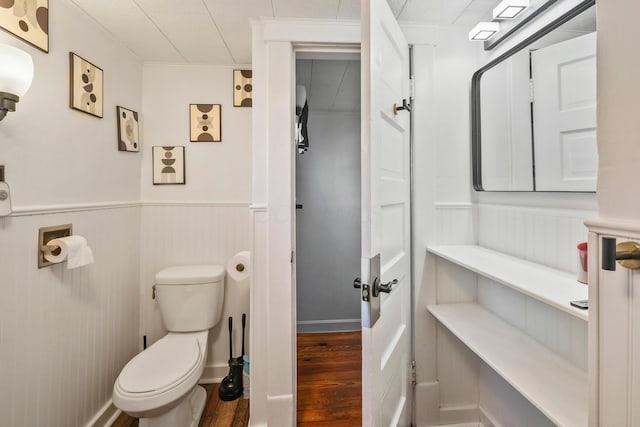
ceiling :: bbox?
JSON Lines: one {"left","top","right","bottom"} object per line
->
{"left": 296, "top": 59, "right": 361, "bottom": 112}
{"left": 67, "top": 0, "right": 500, "bottom": 64}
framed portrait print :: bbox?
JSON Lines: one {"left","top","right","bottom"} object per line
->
{"left": 233, "top": 69, "right": 252, "bottom": 107}
{"left": 190, "top": 104, "right": 221, "bottom": 142}
{"left": 117, "top": 106, "right": 140, "bottom": 152}
{"left": 0, "top": 0, "right": 49, "bottom": 52}
{"left": 153, "top": 146, "right": 185, "bottom": 185}
{"left": 69, "top": 52, "right": 103, "bottom": 118}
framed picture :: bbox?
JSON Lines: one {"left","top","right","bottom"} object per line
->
{"left": 189, "top": 104, "right": 221, "bottom": 142}
{"left": 69, "top": 52, "right": 103, "bottom": 118}
{"left": 233, "top": 70, "right": 252, "bottom": 107}
{"left": 153, "top": 146, "right": 185, "bottom": 185}
{"left": 117, "top": 106, "right": 140, "bottom": 152}
{"left": 0, "top": 0, "right": 49, "bottom": 53}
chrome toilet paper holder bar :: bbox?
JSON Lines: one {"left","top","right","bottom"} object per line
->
{"left": 38, "top": 224, "right": 72, "bottom": 268}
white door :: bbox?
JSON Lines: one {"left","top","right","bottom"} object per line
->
{"left": 360, "top": 0, "right": 412, "bottom": 425}
{"left": 532, "top": 32, "right": 597, "bottom": 191}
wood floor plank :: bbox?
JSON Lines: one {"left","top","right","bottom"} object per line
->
{"left": 297, "top": 330, "right": 362, "bottom": 427}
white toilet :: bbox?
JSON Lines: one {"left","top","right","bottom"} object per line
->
{"left": 113, "top": 265, "right": 225, "bottom": 427}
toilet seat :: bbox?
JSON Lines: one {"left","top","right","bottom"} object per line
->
{"left": 113, "top": 332, "right": 207, "bottom": 417}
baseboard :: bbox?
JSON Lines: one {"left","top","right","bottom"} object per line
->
{"left": 439, "top": 404, "right": 481, "bottom": 425}
{"left": 296, "top": 319, "right": 360, "bottom": 333}
{"left": 478, "top": 406, "right": 499, "bottom": 427}
{"left": 85, "top": 399, "right": 121, "bottom": 427}
{"left": 200, "top": 362, "right": 232, "bottom": 383}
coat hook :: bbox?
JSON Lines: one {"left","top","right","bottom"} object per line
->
{"left": 393, "top": 98, "right": 412, "bottom": 115}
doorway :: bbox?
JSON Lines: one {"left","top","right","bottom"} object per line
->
{"left": 294, "top": 53, "right": 362, "bottom": 426}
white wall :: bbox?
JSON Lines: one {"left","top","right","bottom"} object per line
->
{"left": 141, "top": 64, "right": 252, "bottom": 381}
{"left": 295, "top": 111, "right": 361, "bottom": 332}
{"left": 411, "top": 6, "right": 597, "bottom": 424}
{"left": 0, "top": 0, "right": 142, "bottom": 425}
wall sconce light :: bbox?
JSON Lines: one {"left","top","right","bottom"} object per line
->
{"left": 469, "top": 22, "right": 500, "bottom": 41}
{"left": 493, "top": 0, "right": 530, "bottom": 20}
{"left": 0, "top": 44, "right": 34, "bottom": 122}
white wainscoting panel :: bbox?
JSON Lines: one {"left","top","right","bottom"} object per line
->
{"left": 139, "top": 203, "right": 251, "bottom": 381}
{"left": 435, "top": 203, "right": 476, "bottom": 245}
{"left": 0, "top": 206, "right": 140, "bottom": 427}
{"left": 478, "top": 203, "right": 595, "bottom": 273}
{"left": 477, "top": 277, "right": 588, "bottom": 371}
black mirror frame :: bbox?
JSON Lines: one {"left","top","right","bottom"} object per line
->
{"left": 472, "top": 0, "right": 596, "bottom": 192}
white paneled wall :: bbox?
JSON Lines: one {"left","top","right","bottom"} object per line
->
{"left": 435, "top": 204, "right": 475, "bottom": 245}
{"left": 139, "top": 204, "right": 251, "bottom": 381}
{"left": 478, "top": 277, "right": 587, "bottom": 371}
{"left": 0, "top": 206, "right": 140, "bottom": 427}
{"left": 478, "top": 203, "right": 595, "bottom": 273}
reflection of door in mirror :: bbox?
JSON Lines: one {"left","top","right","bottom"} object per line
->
{"left": 472, "top": 2, "right": 597, "bottom": 192}
{"left": 481, "top": 49, "right": 533, "bottom": 191}
{"left": 532, "top": 32, "right": 597, "bottom": 191}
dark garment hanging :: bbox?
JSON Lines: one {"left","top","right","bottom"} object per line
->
{"left": 296, "top": 100, "right": 309, "bottom": 153}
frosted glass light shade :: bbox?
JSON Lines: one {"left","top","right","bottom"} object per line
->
{"left": 0, "top": 44, "right": 34, "bottom": 97}
{"left": 493, "top": 0, "right": 529, "bottom": 19}
{"left": 469, "top": 22, "right": 500, "bottom": 41}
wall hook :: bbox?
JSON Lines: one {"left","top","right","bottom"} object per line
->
{"left": 393, "top": 98, "right": 412, "bottom": 115}
{"left": 602, "top": 237, "right": 640, "bottom": 271}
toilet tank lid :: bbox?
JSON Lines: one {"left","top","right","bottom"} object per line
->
{"left": 155, "top": 265, "right": 225, "bottom": 285}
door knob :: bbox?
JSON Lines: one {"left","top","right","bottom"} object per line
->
{"left": 373, "top": 278, "right": 397, "bottom": 296}
{"left": 378, "top": 279, "right": 397, "bottom": 294}
{"left": 353, "top": 277, "right": 361, "bottom": 288}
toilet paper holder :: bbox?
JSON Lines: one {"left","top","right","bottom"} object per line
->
{"left": 38, "top": 224, "right": 72, "bottom": 268}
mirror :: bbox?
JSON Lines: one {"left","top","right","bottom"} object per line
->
{"left": 472, "top": 1, "right": 597, "bottom": 192}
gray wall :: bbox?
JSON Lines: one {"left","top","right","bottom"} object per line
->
{"left": 296, "top": 111, "right": 361, "bottom": 332}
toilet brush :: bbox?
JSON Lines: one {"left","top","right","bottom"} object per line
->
{"left": 219, "top": 316, "right": 243, "bottom": 401}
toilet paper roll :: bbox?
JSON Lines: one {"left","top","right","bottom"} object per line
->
{"left": 44, "top": 235, "right": 95, "bottom": 269}
{"left": 227, "top": 251, "right": 250, "bottom": 281}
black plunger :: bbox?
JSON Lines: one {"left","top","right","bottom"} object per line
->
{"left": 219, "top": 316, "right": 243, "bottom": 401}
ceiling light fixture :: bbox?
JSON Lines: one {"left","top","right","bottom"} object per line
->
{"left": 0, "top": 44, "right": 34, "bottom": 122}
{"left": 493, "top": 0, "right": 530, "bottom": 20}
{"left": 469, "top": 22, "right": 500, "bottom": 41}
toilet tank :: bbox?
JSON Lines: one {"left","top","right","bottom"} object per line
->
{"left": 155, "top": 265, "right": 225, "bottom": 332}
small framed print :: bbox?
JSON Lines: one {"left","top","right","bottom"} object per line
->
{"left": 190, "top": 104, "right": 221, "bottom": 142}
{"left": 233, "top": 69, "right": 252, "bottom": 107}
{"left": 0, "top": 0, "right": 49, "bottom": 53}
{"left": 117, "top": 106, "right": 140, "bottom": 152}
{"left": 69, "top": 52, "right": 103, "bottom": 118}
{"left": 153, "top": 146, "right": 185, "bottom": 185}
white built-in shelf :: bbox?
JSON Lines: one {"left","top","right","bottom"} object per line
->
{"left": 427, "top": 245, "right": 588, "bottom": 321}
{"left": 428, "top": 303, "right": 588, "bottom": 427}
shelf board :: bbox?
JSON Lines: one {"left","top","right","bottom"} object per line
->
{"left": 428, "top": 303, "right": 588, "bottom": 427}
{"left": 427, "top": 245, "right": 588, "bottom": 321}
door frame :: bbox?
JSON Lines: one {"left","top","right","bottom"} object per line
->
{"left": 249, "top": 18, "right": 361, "bottom": 427}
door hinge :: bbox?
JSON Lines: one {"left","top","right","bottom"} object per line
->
{"left": 411, "top": 360, "right": 417, "bottom": 387}
{"left": 529, "top": 78, "right": 535, "bottom": 103}
{"left": 291, "top": 251, "right": 294, "bottom": 263}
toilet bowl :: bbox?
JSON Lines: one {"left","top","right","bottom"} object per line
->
{"left": 113, "top": 265, "right": 225, "bottom": 427}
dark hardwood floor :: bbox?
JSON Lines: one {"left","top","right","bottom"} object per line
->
{"left": 297, "top": 331, "right": 362, "bottom": 427}
{"left": 114, "top": 331, "right": 361, "bottom": 427}
{"left": 112, "top": 383, "right": 249, "bottom": 427}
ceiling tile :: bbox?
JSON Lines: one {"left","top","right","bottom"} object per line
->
{"left": 452, "top": 0, "right": 496, "bottom": 26}
{"left": 69, "top": 0, "right": 183, "bottom": 61}
{"left": 203, "top": 0, "right": 273, "bottom": 64}
{"left": 398, "top": 0, "right": 475, "bottom": 25}
{"left": 337, "top": 0, "right": 360, "bottom": 19}
{"left": 273, "top": 0, "right": 341, "bottom": 19}
{"left": 132, "top": 0, "right": 206, "bottom": 13}
{"left": 147, "top": 13, "right": 233, "bottom": 63}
